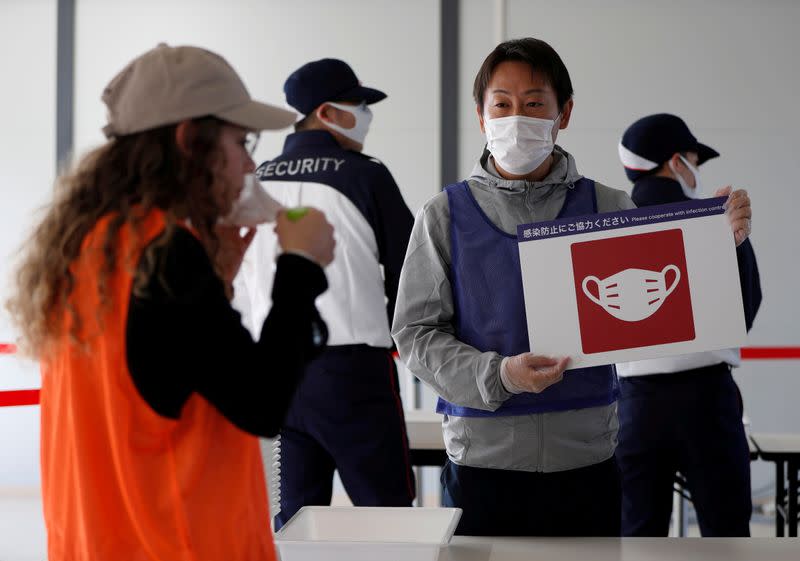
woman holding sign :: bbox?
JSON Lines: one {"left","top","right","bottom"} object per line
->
{"left": 392, "top": 38, "right": 752, "bottom": 536}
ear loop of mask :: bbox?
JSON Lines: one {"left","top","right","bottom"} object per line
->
{"left": 668, "top": 155, "right": 703, "bottom": 199}
{"left": 317, "top": 101, "right": 372, "bottom": 145}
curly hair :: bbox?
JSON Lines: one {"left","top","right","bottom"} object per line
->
{"left": 6, "top": 117, "right": 227, "bottom": 359}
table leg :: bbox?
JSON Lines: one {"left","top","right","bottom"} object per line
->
{"left": 788, "top": 459, "right": 798, "bottom": 537}
{"left": 776, "top": 461, "right": 785, "bottom": 537}
{"left": 415, "top": 466, "right": 424, "bottom": 507}
{"left": 673, "top": 488, "right": 687, "bottom": 537}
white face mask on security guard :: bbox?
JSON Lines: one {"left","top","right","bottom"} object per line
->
{"left": 319, "top": 101, "right": 373, "bottom": 146}
{"left": 483, "top": 113, "right": 561, "bottom": 176}
{"left": 669, "top": 155, "right": 703, "bottom": 199}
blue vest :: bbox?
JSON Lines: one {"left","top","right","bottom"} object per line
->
{"left": 438, "top": 178, "right": 619, "bottom": 417}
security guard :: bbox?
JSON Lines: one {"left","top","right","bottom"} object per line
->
{"left": 616, "top": 113, "right": 762, "bottom": 536}
{"left": 234, "top": 58, "right": 415, "bottom": 528}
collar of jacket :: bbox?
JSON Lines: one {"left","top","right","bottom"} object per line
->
{"left": 631, "top": 175, "right": 689, "bottom": 207}
{"left": 282, "top": 129, "right": 341, "bottom": 153}
{"left": 468, "top": 144, "right": 584, "bottom": 194}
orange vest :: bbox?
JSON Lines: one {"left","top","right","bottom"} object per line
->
{"left": 40, "top": 209, "right": 276, "bottom": 561}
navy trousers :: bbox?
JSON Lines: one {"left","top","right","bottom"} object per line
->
{"left": 441, "top": 456, "right": 621, "bottom": 536}
{"left": 616, "top": 363, "right": 752, "bottom": 536}
{"left": 274, "top": 345, "right": 415, "bottom": 529}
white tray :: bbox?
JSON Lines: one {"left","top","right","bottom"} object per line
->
{"left": 275, "top": 506, "right": 461, "bottom": 561}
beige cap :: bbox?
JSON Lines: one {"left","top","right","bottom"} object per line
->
{"left": 101, "top": 43, "right": 296, "bottom": 138}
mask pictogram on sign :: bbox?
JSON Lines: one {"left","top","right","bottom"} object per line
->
{"left": 581, "top": 265, "right": 681, "bottom": 322}
{"left": 570, "top": 229, "right": 695, "bottom": 354}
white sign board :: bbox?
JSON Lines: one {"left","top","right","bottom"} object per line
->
{"left": 517, "top": 197, "right": 746, "bottom": 369}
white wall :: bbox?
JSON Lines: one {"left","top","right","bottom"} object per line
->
{"left": 0, "top": 0, "right": 56, "bottom": 488}
{"left": 73, "top": 0, "right": 440, "bottom": 214}
{"left": 458, "top": 0, "right": 496, "bottom": 179}
{"left": 457, "top": 0, "right": 800, "bottom": 496}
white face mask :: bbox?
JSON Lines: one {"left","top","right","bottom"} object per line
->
{"left": 219, "top": 173, "right": 283, "bottom": 227}
{"left": 669, "top": 155, "right": 703, "bottom": 199}
{"left": 319, "top": 101, "right": 373, "bottom": 146}
{"left": 581, "top": 265, "right": 681, "bottom": 323}
{"left": 483, "top": 114, "right": 560, "bottom": 176}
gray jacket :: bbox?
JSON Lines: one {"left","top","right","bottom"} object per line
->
{"left": 392, "top": 146, "right": 636, "bottom": 472}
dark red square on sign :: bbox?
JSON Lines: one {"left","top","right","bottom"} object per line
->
{"left": 570, "top": 229, "right": 695, "bottom": 354}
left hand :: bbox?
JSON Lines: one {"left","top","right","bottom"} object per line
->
{"left": 715, "top": 186, "right": 752, "bottom": 246}
{"left": 214, "top": 224, "right": 257, "bottom": 286}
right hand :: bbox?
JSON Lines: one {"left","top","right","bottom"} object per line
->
{"left": 213, "top": 225, "right": 257, "bottom": 286}
{"left": 504, "top": 354, "right": 570, "bottom": 394}
{"left": 715, "top": 186, "right": 752, "bottom": 247}
{"left": 275, "top": 207, "right": 336, "bottom": 267}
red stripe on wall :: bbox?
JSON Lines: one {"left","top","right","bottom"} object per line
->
{"left": 0, "top": 389, "right": 40, "bottom": 407}
{"left": 1, "top": 347, "right": 799, "bottom": 408}
{"left": 392, "top": 347, "right": 800, "bottom": 361}
{"left": 741, "top": 347, "right": 800, "bottom": 360}
{"left": 3, "top": 344, "right": 798, "bottom": 360}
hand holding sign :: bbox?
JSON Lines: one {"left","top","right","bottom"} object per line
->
{"left": 503, "top": 354, "right": 570, "bottom": 394}
{"left": 716, "top": 186, "right": 752, "bottom": 247}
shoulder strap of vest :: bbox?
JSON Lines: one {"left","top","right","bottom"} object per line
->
{"left": 557, "top": 177, "right": 598, "bottom": 218}
{"left": 443, "top": 180, "right": 469, "bottom": 194}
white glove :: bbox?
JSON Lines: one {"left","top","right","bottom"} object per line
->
{"left": 500, "top": 354, "right": 570, "bottom": 394}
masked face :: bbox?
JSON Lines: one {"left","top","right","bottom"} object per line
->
{"left": 483, "top": 113, "right": 561, "bottom": 176}
{"left": 319, "top": 101, "right": 373, "bottom": 148}
{"left": 669, "top": 154, "right": 702, "bottom": 199}
{"left": 581, "top": 265, "right": 681, "bottom": 322}
{"left": 478, "top": 60, "right": 571, "bottom": 179}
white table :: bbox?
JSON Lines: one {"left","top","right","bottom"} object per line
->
{"left": 405, "top": 409, "right": 446, "bottom": 466}
{"left": 441, "top": 536, "right": 800, "bottom": 561}
{"left": 404, "top": 409, "right": 446, "bottom": 507}
{"left": 749, "top": 432, "right": 800, "bottom": 537}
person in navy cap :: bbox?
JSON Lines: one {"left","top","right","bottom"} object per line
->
{"left": 616, "top": 113, "right": 761, "bottom": 536}
{"left": 233, "top": 58, "right": 415, "bottom": 528}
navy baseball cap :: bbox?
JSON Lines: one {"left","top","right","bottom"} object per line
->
{"left": 283, "top": 58, "right": 387, "bottom": 116}
{"left": 618, "top": 113, "right": 719, "bottom": 182}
